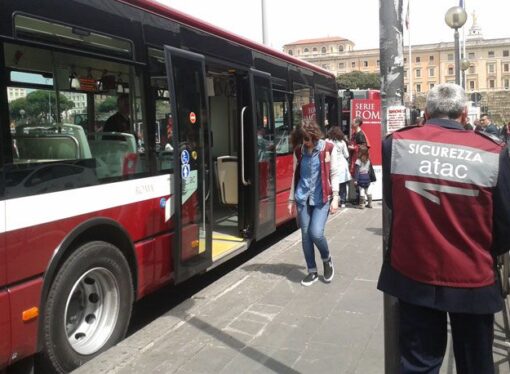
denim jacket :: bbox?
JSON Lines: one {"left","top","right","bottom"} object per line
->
{"left": 289, "top": 139, "right": 339, "bottom": 205}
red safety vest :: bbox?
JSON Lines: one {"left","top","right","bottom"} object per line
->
{"left": 390, "top": 124, "right": 503, "bottom": 287}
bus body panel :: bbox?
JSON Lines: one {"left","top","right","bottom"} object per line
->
{"left": 8, "top": 278, "right": 42, "bottom": 366}
{"left": 0, "top": 291, "right": 11, "bottom": 368}
{"left": 275, "top": 155, "right": 294, "bottom": 225}
{"left": 5, "top": 176, "right": 172, "bottom": 285}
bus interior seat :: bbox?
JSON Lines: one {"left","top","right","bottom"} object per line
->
{"left": 216, "top": 155, "right": 238, "bottom": 205}
{"left": 16, "top": 135, "right": 79, "bottom": 160}
{"left": 88, "top": 132, "right": 137, "bottom": 178}
{"left": 15, "top": 123, "right": 91, "bottom": 161}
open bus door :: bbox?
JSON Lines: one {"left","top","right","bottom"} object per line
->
{"left": 237, "top": 69, "right": 276, "bottom": 241}
{"left": 164, "top": 46, "right": 213, "bottom": 283}
{"left": 249, "top": 70, "right": 276, "bottom": 240}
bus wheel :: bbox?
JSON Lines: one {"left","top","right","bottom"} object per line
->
{"left": 39, "top": 241, "right": 133, "bottom": 373}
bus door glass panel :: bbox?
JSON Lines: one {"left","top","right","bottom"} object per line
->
{"left": 325, "top": 95, "right": 339, "bottom": 127}
{"left": 251, "top": 72, "right": 276, "bottom": 240}
{"left": 0, "top": 200, "right": 8, "bottom": 367}
{"left": 273, "top": 91, "right": 291, "bottom": 155}
{"left": 292, "top": 84, "right": 314, "bottom": 128}
{"left": 164, "top": 46, "right": 212, "bottom": 283}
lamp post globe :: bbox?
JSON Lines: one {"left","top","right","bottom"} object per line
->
{"left": 445, "top": 6, "right": 468, "bottom": 29}
{"left": 445, "top": 6, "right": 468, "bottom": 85}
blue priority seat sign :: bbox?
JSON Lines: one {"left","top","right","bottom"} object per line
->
{"left": 181, "top": 163, "right": 191, "bottom": 179}
{"left": 181, "top": 150, "right": 190, "bottom": 164}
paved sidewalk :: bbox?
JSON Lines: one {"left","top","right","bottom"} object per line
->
{"left": 75, "top": 205, "right": 510, "bottom": 373}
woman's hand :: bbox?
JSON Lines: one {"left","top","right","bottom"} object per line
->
{"left": 330, "top": 196, "right": 339, "bottom": 214}
{"left": 288, "top": 201, "right": 295, "bottom": 216}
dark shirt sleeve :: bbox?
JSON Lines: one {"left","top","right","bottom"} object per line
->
{"left": 355, "top": 131, "right": 367, "bottom": 145}
{"left": 103, "top": 113, "right": 119, "bottom": 132}
{"left": 382, "top": 136, "right": 393, "bottom": 209}
{"left": 492, "top": 145, "right": 510, "bottom": 255}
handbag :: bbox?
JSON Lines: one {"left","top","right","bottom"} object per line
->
{"left": 369, "top": 163, "right": 377, "bottom": 182}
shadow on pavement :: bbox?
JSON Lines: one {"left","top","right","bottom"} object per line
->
{"left": 185, "top": 314, "right": 301, "bottom": 374}
{"left": 366, "top": 227, "right": 383, "bottom": 236}
{"left": 241, "top": 263, "right": 305, "bottom": 283}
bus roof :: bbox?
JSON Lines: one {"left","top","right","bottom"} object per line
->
{"left": 118, "top": 0, "right": 335, "bottom": 79}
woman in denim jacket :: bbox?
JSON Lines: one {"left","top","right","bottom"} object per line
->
{"left": 288, "top": 123, "right": 340, "bottom": 286}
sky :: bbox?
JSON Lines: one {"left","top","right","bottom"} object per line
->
{"left": 154, "top": 0, "right": 510, "bottom": 51}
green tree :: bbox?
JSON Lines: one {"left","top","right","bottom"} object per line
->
{"left": 97, "top": 96, "right": 117, "bottom": 113}
{"left": 9, "top": 90, "right": 74, "bottom": 121}
{"left": 336, "top": 71, "right": 381, "bottom": 90}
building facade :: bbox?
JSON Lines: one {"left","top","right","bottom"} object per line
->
{"left": 283, "top": 18, "right": 510, "bottom": 119}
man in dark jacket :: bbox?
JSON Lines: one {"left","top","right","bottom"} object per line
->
{"left": 480, "top": 113, "right": 499, "bottom": 137}
{"left": 103, "top": 94, "right": 130, "bottom": 133}
{"left": 378, "top": 83, "right": 510, "bottom": 373}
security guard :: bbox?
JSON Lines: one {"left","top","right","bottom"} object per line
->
{"left": 378, "top": 84, "right": 510, "bottom": 373}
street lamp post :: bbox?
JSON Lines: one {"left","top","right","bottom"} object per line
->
{"left": 445, "top": 6, "right": 468, "bottom": 85}
{"left": 460, "top": 58, "right": 470, "bottom": 89}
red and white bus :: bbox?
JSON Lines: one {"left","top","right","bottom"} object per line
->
{"left": 0, "top": 1, "right": 339, "bottom": 372}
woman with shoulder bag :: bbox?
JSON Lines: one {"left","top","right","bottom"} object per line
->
{"left": 287, "top": 122, "right": 340, "bottom": 286}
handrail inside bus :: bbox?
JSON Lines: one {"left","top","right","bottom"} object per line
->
{"left": 240, "top": 106, "right": 250, "bottom": 186}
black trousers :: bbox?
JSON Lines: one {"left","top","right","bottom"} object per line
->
{"left": 399, "top": 300, "right": 495, "bottom": 374}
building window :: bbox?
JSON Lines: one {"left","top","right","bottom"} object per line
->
{"left": 488, "top": 63, "right": 495, "bottom": 74}
{"left": 429, "top": 67, "right": 435, "bottom": 77}
{"left": 416, "top": 84, "right": 421, "bottom": 93}
{"left": 469, "top": 65, "right": 476, "bottom": 74}
{"left": 448, "top": 53, "right": 454, "bottom": 61}
{"left": 504, "top": 50, "right": 510, "bottom": 57}
{"left": 429, "top": 83, "right": 435, "bottom": 90}
{"left": 338, "top": 45, "right": 344, "bottom": 52}
{"left": 363, "top": 61, "right": 368, "bottom": 68}
{"left": 376, "top": 60, "right": 380, "bottom": 67}
{"left": 429, "top": 55, "right": 434, "bottom": 62}
{"left": 469, "top": 80, "right": 475, "bottom": 90}
{"left": 488, "top": 50, "right": 495, "bottom": 58}
{"left": 288, "top": 49, "right": 293, "bottom": 56}
{"left": 312, "top": 47, "right": 317, "bottom": 53}
{"left": 504, "top": 79, "right": 510, "bottom": 89}
{"left": 321, "top": 46, "right": 327, "bottom": 54}
{"left": 416, "top": 56, "right": 421, "bottom": 63}
{"left": 468, "top": 52, "right": 475, "bottom": 59}
{"left": 404, "top": 57, "right": 407, "bottom": 63}
{"left": 304, "top": 48, "right": 309, "bottom": 53}
{"left": 489, "top": 79, "right": 495, "bottom": 89}
{"left": 504, "top": 63, "right": 510, "bottom": 73}
{"left": 322, "top": 64, "right": 329, "bottom": 69}
{"left": 339, "top": 62, "right": 345, "bottom": 69}
{"left": 415, "top": 69, "right": 421, "bottom": 78}
{"left": 448, "top": 66, "right": 454, "bottom": 75}
{"left": 404, "top": 70, "right": 408, "bottom": 78}
{"left": 351, "top": 61, "right": 356, "bottom": 68}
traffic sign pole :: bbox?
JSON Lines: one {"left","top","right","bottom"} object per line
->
{"left": 379, "top": 1, "right": 405, "bottom": 372}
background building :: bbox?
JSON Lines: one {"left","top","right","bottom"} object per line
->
{"left": 283, "top": 18, "right": 510, "bottom": 124}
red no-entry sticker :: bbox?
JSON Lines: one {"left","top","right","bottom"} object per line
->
{"left": 189, "top": 112, "right": 196, "bottom": 124}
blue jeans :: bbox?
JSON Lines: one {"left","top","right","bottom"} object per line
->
{"left": 297, "top": 201, "right": 331, "bottom": 273}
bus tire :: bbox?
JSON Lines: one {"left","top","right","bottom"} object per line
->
{"left": 39, "top": 241, "right": 133, "bottom": 373}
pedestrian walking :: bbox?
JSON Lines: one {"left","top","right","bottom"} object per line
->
{"left": 353, "top": 145, "right": 375, "bottom": 209}
{"left": 327, "top": 126, "right": 351, "bottom": 208}
{"left": 377, "top": 83, "right": 510, "bottom": 373}
{"left": 288, "top": 122, "right": 340, "bottom": 286}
